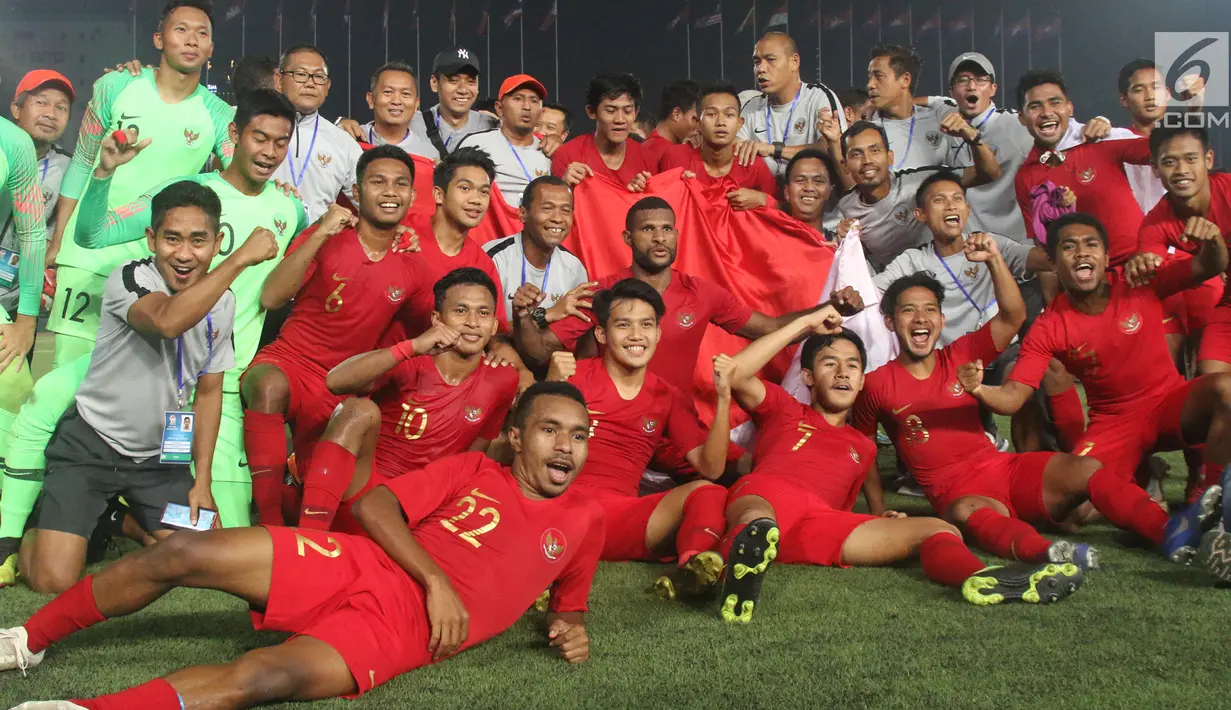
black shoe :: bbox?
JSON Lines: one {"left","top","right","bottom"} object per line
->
{"left": 962, "top": 562, "right": 1084, "bottom": 606}
{"left": 718, "top": 519, "right": 779, "bottom": 623}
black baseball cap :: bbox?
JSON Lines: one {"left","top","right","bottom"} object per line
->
{"left": 432, "top": 47, "right": 481, "bottom": 76}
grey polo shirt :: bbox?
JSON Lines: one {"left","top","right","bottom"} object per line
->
{"left": 737, "top": 81, "right": 847, "bottom": 178}
{"left": 872, "top": 100, "right": 961, "bottom": 172}
{"left": 75, "top": 259, "right": 235, "bottom": 459}
{"left": 457, "top": 129, "right": 552, "bottom": 208}
{"left": 410, "top": 105, "right": 499, "bottom": 154}
{"left": 872, "top": 232, "right": 1035, "bottom": 346}
{"left": 359, "top": 121, "right": 440, "bottom": 161}
{"left": 837, "top": 165, "right": 951, "bottom": 271}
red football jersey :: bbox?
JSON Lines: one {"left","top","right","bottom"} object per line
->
{"left": 852, "top": 327, "right": 1003, "bottom": 494}
{"left": 277, "top": 228, "right": 429, "bottom": 370}
{"left": 549, "top": 268, "right": 754, "bottom": 394}
{"left": 550, "top": 134, "right": 659, "bottom": 186}
{"left": 658, "top": 142, "right": 780, "bottom": 196}
{"left": 1010, "top": 264, "right": 1190, "bottom": 416}
{"left": 748, "top": 381, "right": 876, "bottom": 511}
{"left": 1139, "top": 171, "right": 1231, "bottom": 305}
{"left": 383, "top": 452, "right": 604, "bottom": 650}
{"left": 372, "top": 355, "right": 519, "bottom": 477}
{"left": 400, "top": 219, "right": 507, "bottom": 336}
{"left": 640, "top": 130, "right": 672, "bottom": 170}
{"left": 1015, "top": 138, "right": 1152, "bottom": 265}
{"left": 569, "top": 358, "right": 709, "bottom": 497}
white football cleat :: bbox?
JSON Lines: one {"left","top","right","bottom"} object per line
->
{"left": 0, "top": 627, "right": 45, "bottom": 676}
{"left": 10, "top": 702, "right": 89, "bottom": 709}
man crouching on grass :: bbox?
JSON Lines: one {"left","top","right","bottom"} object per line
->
{"left": 0, "top": 382, "right": 603, "bottom": 710}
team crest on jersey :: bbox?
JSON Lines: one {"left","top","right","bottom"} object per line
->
{"left": 386, "top": 284, "right": 405, "bottom": 303}
{"left": 463, "top": 406, "right": 483, "bottom": 423}
{"left": 849, "top": 445, "right": 861, "bottom": 464}
{"left": 677, "top": 311, "right": 697, "bottom": 329}
{"left": 541, "top": 528, "right": 567, "bottom": 562}
{"left": 949, "top": 380, "right": 965, "bottom": 397}
{"left": 1119, "top": 312, "right": 1142, "bottom": 334}
{"left": 926, "top": 131, "right": 942, "bottom": 148}
{"left": 893, "top": 208, "right": 911, "bottom": 224}
{"left": 793, "top": 118, "right": 806, "bottom": 134}
{"left": 273, "top": 218, "right": 287, "bottom": 236}
{"left": 317, "top": 153, "right": 333, "bottom": 168}
{"left": 963, "top": 265, "right": 979, "bottom": 280}
{"left": 1078, "top": 167, "right": 1096, "bottom": 184}
{"left": 641, "top": 416, "right": 659, "bottom": 435}
{"left": 183, "top": 128, "right": 200, "bottom": 147}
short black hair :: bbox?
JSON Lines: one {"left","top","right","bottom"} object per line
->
{"left": 1044, "top": 212, "right": 1109, "bottom": 261}
{"left": 357, "top": 144, "right": 416, "bottom": 185}
{"left": 234, "top": 89, "right": 296, "bottom": 133}
{"left": 657, "top": 79, "right": 701, "bottom": 122}
{"left": 870, "top": 43, "right": 922, "bottom": 92}
{"left": 837, "top": 86, "right": 870, "bottom": 109}
{"left": 151, "top": 180, "right": 223, "bottom": 234}
{"left": 542, "top": 102, "right": 572, "bottom": 132}
{"left": 594, "top": 278, "right": 666, "bottom": 328}
{"left": 159, "top": 0, "right": 213, "bottom": 31}
{"left": 1118, "top": 58, "right": 1157, "bottom": 96}
{"left": 624, "top": 196, "right": 674, "bottom": 232}
{"left": 696, "top": 83, "right": 742, "bottom": 112}
{"left": 369, "top": 60, "right": 416, "bottom": 94}
{"left": 880, "top": 272, "right": 946, "bottom": 318}
{"left": 840, "top": 120, "right": 890, "bottom": 158}
{"left": 800, "top": 329, "right": 867, "bottom": 372}
{"left": 232, "top": 55, "right": 278, "bottom": 98}
{"left": 432, "top": 267, "right": 498, "bottom": 312}
{"left": 279, "top": 44, "right": 328, "bottom": 73}
{"left": 1016, "top": 69, "right": 1067, "bottom": 110}
{"left": 511, "top": 381, "right": 588, "bottom": 429}
{"left": 585, "top": 72, "right": 642, "bottom": 110}
{"left": 434, "top": 146, "right": 497, "bottom": 191}
{"left": 1149, "top": 124, "right": 1210, "bottom": 162}
{"left": 913, "top": 170, "right": 965, "bottom": 208}
{"left": 475, "top": 96, "right": 498, "bottom": 114}
{"left": 522, "top": 175, "right": 572, "bottom": 210}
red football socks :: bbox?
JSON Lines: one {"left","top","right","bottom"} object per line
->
{"left": 963, "top": 507, "right": 1052, "bottom": 562}
{"left": 244, "top": 410, "right": 289, "bottom": 525}
{"left": 1088, "top": 468, "right": 1168, "bottom": 544}
{"left": 75, "top": 678, "right": 183, "bottom": 710}
{"left": 1047, "top": 386, "right": 1086, "bottom": 452}
{"left": 919, "top": 532, "right": 986, "bottom": 588}
{"left": 23, "top": 575, "right": 105, "bottom": 654}
{"left": 675, "top": 485, "right": 727, "bottom": 565}
{"left": 298, "top": 441, "right": 358, "bottom": 531}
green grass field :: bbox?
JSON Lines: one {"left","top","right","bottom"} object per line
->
{"left": 3, "top": 339, "right": 1231, "bottom": 709}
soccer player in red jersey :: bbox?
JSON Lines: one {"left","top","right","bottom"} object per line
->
{"left": 640, "top": 79, "right": 700, "bottom": 168}
{"left": 1138, "top": 125, "right": 1231, "bottom": 375}
{"left": 293, "top": 268, "right": 518, "bottom": 532}
{"left": 853, "top": 232, "right": 1112, "bottom": 570}
{"left": 712, "top": 315, "right": 1083, "bottom": 621}
{"left": 551, "top": 73, "right": 658, "bottom": 193}
{"left": 958, "top": 212, "right": 1231, "bottom": 563}
{"left": 0, "top": 384, "right": 603, "bottom": 709}
{"left": 546, "top": 279, "right": 733, "bottom": 592}
{"left": 241, "top": 145, "right": 431, "bottom": 526}
{"left": 1012, "top": 70, "right": 1152, "bottom": 267}
{"left": 659, "top": 84, "right": 780, "bottom": 210}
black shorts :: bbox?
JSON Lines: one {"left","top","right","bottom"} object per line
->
{"left": 38, "top": 405, "right": 194, "bottom": 538}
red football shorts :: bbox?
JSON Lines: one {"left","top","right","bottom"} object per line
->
{"left": 1199, "top": 302, "right": 1231, "bottom": 365}
{"left": 929, "top": 452, "right": 1055, "bottom": 525}
{"left": 1075, "top": 379, "right": 1197, "bottom": 482}
{"left": 245, "top": 339, "right": 346, "bottom": 468}
{"left": 252, "top": 526, "right": 431, "bottom": 698}
{"left": 1163, "top": 279, "right": 1221, "bottom": 337}
{"left": 583, "top": 488, "right": 671, "bottom": 562}
{"left": 331, "top": 462, "right": 399, "bottom": 536}
{"left": 728, "top": 474, "right": 877, "bottom": 567}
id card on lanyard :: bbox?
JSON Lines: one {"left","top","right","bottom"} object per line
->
{"left": 161, "top": 315, "right": 214, "bottom": 464}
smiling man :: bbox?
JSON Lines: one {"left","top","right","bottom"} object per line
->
{"left": 410, "top": 46, "right": 498, "bottom": 155}
{"left": 457, "top": 74, "right": 552, "bottom": 207}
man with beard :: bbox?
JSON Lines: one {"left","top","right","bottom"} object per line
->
{"left": 457, "top": 75, "right": 552, "bottom": 208}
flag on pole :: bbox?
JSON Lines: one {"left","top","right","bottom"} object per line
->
{"left": 767, "top": 4, "right": 789, "bottom": 29}
{"left": 667, "top": 3, "right": 690, "bottom": 30}
{"left": 694, "top": 5, "right": 722, "bottom": 28}
{"left": 863, "top": 8, "right": 881, "bottom": 30}
{"left": 540, "top": 1, "right": 557, "bottom": 31}
{"left": 504, "top": 1, "right": 523, "bottom": 26}
{"left": 478, "top": 4, "right": 490, "bottom": 34}
{"left": 224, "top": 0, "right": 243, "bottom": 21}
{"left": 947, "top": 12, "right": 972, "bottom": 33}
{"left": 736, "top": 5, "right": 754, "bottom": 33}
{"left": 918, "top": 12, "right": 940, "bottom": 34}
{"left": 888, "top": 10, "right": 909, "bottom": 27}
{"left": 1009, "top": 16, "right": 1031, "bottom": 36}
{"left": 825, "top": 9, "right": 851, "bottom": 30}
{"left": 449, "top": 0, "right": 457, "bottom": 40}
{"left": 1034, "top": 16, "right": 1060, "bottom": 41}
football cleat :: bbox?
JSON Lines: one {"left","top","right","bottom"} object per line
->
{"left": 0, "top": 627, "right": 44, "bottom": 676}
{"left": 533, "top": 589, "right": 552, "bottom": 613}
{"left": 1198, "top": 529, "right": 1231, "bottom": 584}
{"left": 718, "top": 519, "right": 778, "bottom": 623}
{"left": 10, "top": 702, "right": 88, "bottom": 709}
{"left": 1047, "top": 540, "right": 1100, "bottom": 571}
{"left": 962, "top": 563, "right": 1084, "bottom": 606}
{"left": 654, "top": 551, "right": 724, "bottom": 601}
{"left": 1161, "top": 484, "right": 1222, "bottom": 564}
{"left": 0, "top": 553, "right": 18, "bottom": 589}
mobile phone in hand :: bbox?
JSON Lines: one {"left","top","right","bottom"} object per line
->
{"left": 160, "top": 502, "right": 217, "bottom": 531}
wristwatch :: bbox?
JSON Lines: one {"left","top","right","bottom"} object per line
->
{"left": 773, "top": 141, "right": 785, "bottom": 160}
{"left": 968, "top": 129, "right": 983, "bottom": 146}
{"left": 531, "top": 306, "right": 550, "bottom": 329}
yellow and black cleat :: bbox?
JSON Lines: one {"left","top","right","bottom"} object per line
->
{"left": 962, "top": 562, "right": 1084, "bottom": 606}
{"left": 0, "top": 553, "right": 17, "bottom": 589}
{"left": 533, "top": 589, "right": 552, "bottom": 612}
{"left": 719, "top": 519, "right": 779, "bottom": 623}
{"left": 655, "top": 551, "right": 725, "bottom": 601}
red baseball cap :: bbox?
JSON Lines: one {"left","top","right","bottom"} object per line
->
{"left": 14, "top": 70, "right": 75, "bottom": 102}
{"left": 498, "top": 74, "right": 546, "bottom": 101}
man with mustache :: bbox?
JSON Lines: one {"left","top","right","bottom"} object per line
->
{"left": 456, "top": 75, "right": 552, "bottom": 208}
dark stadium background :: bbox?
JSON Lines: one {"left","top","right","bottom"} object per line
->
{"left": 1, "top": 0, "right": 1228, "bottom": 155}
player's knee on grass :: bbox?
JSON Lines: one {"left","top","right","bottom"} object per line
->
{"left": 242, "top": 365, "right": 291, "bottom": 413}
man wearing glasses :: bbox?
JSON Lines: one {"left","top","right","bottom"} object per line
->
{"left": 273, "top": 44, "right": 361, "bottom": 221}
